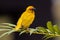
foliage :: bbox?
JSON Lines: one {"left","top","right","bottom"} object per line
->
{"left": 0, "top": 21, "right": 60, "bottom": 40}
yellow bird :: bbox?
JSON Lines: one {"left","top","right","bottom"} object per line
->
{"left": 14, "top": 6, "right": 35, "bottom": 31}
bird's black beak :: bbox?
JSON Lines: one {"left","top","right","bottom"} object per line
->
{"left": 29, "top": 8, "right": 36, "bottom": 11}
{"left": 33, "top": 8, "right": 36, "bottom": 10}
{"left": 31, "top": 8, "right": 36, "bottom": 11}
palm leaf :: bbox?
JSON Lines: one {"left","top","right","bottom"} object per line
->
{"left": 1, "top": 23, "right": 16, "bottom": 27}
{"left": 0, "top": 30, "right": 15, "bottom": 38}
{"left": 0, "top": 29, "right": 11, "bottom": 31}
{"left": 36, "top": 27, "right": 48, "bottom": 33}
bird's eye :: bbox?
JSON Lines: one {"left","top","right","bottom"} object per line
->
{"left": 29, "top": 8, "right": 33, "bottom": 10}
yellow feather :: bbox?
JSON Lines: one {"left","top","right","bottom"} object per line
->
{"left": 14, "top": 6, "right": 35, "bottom": 31}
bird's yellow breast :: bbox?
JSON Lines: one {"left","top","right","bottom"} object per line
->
{"left": 21, "top": 11, "right": 35, "bottom": 28}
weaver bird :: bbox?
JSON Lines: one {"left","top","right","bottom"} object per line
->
{"left": 14, "top": 6, "right": 35, "bottom": 31}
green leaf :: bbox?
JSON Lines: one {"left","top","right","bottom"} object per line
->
{"left": 0, "top": 26, "right": 12, "bottom": 29}
{"left": 0, "top": 29, "right": 11, "bottom": 31}
{"left": 42, "top": 33, "right": 49, "bottom": 39}
{"left": 19, "top": 30, "right": 27, "bottom": 35}
{"left": 0, "top": 30, "right": 15, "bottom": 38}
{"left": 29, "top": 28, "right": 37, "bottom": 35}
{"left": 47, "top": 21, "right": 55, "bottom": 34}
{"left": 36, "top": 27, "right": 48, "bottom": 33}
{"left": 44, "top": 35, "right": 55, "bottom": 40}
{"left": 1, "top": 23, "right": 16, "bottom": 27}
{"left": 53, "top": 25, "right": 60, "bottom": 34}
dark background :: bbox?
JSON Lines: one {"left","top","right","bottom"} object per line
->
{"left": 0, "top": 0, "right": 53, "bottom": 40}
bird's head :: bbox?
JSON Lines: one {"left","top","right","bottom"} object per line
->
{"left": 26, "top": 6, "right": 35, "bottom": 12}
